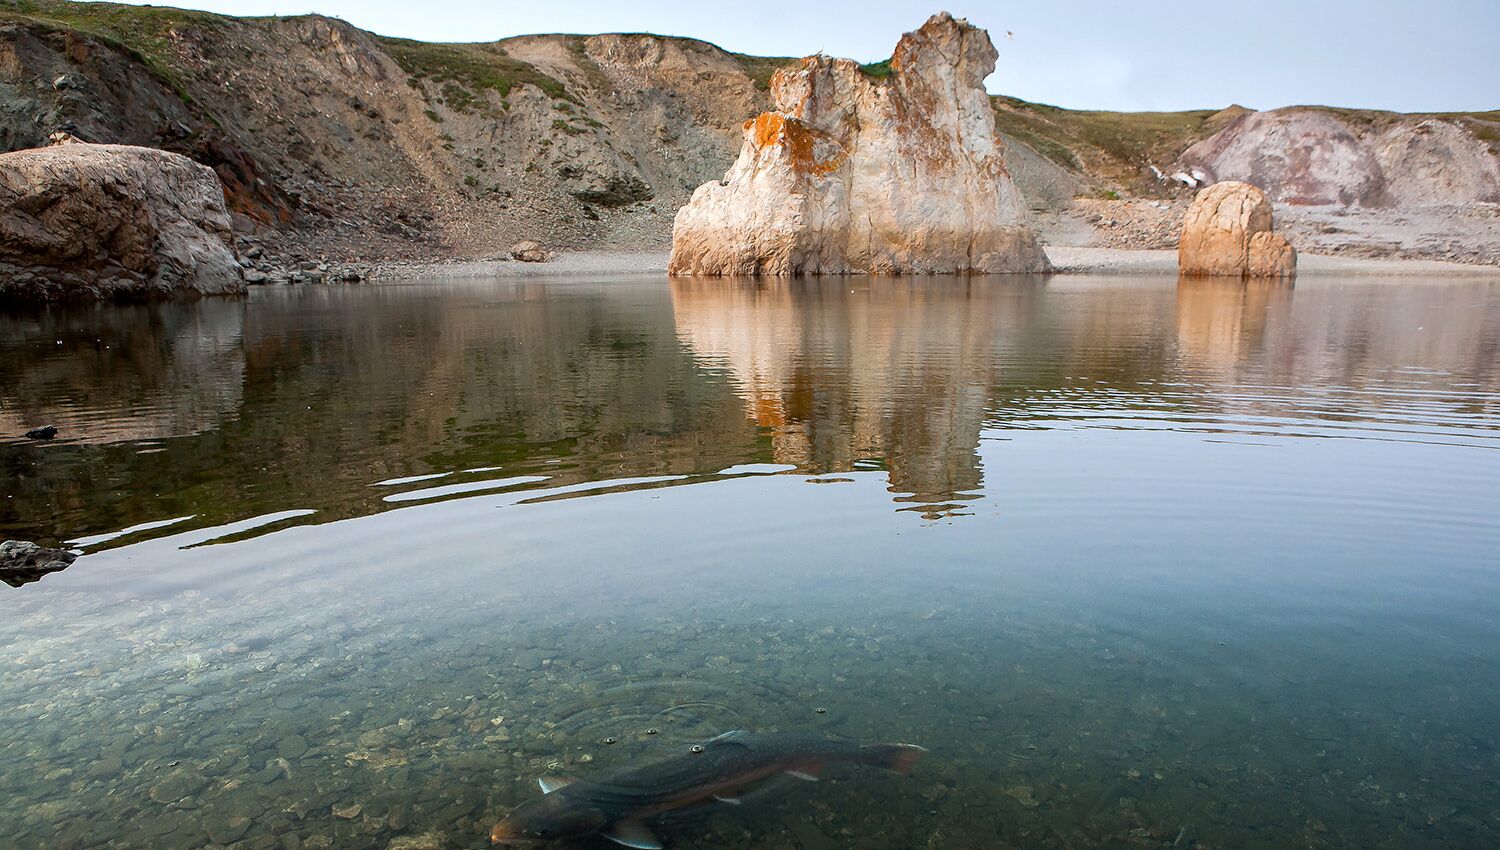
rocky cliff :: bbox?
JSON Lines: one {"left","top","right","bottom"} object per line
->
{"left": 1176, "top": 107, "right": 1500, "bottom": 207}
{"left": 669, "top": 13, "right": 1049, "bottom": 275}
{"left": 1, "top": 1, "right": 1496, "bottom": 266}
{"left": 0, "top": 140, "right": 243, "bottom": 300}
{"left": 0, "top": 0, "right": 785, "bottom": 262}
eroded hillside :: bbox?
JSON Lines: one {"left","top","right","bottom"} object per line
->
{"left": 3, "top": 0, "right": 1498, "bottom": 264}
{"left": 0, "top": 0, "right": 788, "bottom": 259}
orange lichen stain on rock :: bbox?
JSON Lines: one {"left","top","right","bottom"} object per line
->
{"left": 745, "top": 112, "right": 847, "bottom": 176}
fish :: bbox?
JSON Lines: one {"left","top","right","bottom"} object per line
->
{"left": 489, "top": 730, "right": 926, "bottom": 848}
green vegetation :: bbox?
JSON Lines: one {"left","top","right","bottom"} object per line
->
{"left": 439, "top": 82, "right": 483, "bottom": 113}
{"left": 858, "top": 58, "right": 893, "bottom": 79}
{"left": 0, "top": 0, "right": 230, "bottom": 102}
{"left": 551, "top": 119, "right": 588, "bottom": 137}
{"left": 731, "top": 52, "right": 796, "bottom": 92}
{"left": 378, "top": 36, "right": 576, "bottom": 111}
{"left": 565, "top": 36, "right": 612, "bottom": 92}
{"left": 990, "top": 95, "right": 1233, "bottom": 181}
{"left": 423, "top": 109, "right": 444, "bottom": 124}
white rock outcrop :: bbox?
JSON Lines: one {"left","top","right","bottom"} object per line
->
{"left": 0, "top": 142, "right": 244, "bottom": 301}
{"left": 668, "top": 12, "right": 1049, "bottom": 276}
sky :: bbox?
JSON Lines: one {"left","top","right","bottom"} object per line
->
{"left": 92, "top": 0, "right": 1499, "bottom": 112}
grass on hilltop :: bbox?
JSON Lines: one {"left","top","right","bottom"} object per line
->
{"left": 378, "top": 37, "right": 576, "bottom": 111}
{"left": 0, "top": 0, "right": 230, "bottom": 101}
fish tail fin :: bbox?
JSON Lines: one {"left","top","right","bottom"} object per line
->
{"left": 859, "top": 743, "right": 927, "bottom": 775}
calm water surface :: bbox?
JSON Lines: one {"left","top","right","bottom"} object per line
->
{"left": 2, "top": 275, "right": 1498, "bottom": 850}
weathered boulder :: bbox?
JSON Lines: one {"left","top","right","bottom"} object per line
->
{"left": 509, "top": 240, "right": 550, "bottom": 263}
{"left": 0, "top": 540, "right": 77, "bottom": 588}
{"left": 668, "top": 13, "right": 1049, "bottom": 276}
{"left": 0, "top": 142, "right": 245, "bottom": 301}
{"left": 1179, "top": 181, "right": 1296, "bottom": 278}
{"left": 1247, "top": 231, "right": 1297, "bottom": 278}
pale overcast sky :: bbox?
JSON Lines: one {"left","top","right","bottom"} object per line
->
{"left": 92, "top": 0, "right": 1498, "bottom": 112}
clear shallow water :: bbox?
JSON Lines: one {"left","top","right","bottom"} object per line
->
{"left": 1, "top": 275, "right": 1499, "bottom": 850}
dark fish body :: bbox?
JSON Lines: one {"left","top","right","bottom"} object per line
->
{"left": 490, "top": 730, "right": 925, "bottom": 848}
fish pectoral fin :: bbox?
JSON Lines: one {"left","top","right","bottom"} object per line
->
{"left": 713, "top": 793, "right": 742, "bottom": 805}
{"left": 537, "top": 775, "right": 575, "bottom": 794}
{"left": 784, "top": 770, "right": 820, "bottom": 782}
{"left": 604, "top": 820, "right": 662, "bottom": 850}
{"left": 708, "top": 730, "right": 751, "bottom": 745}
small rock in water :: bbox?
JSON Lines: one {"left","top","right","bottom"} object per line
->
{"left": 385, "top": 833, "right": 443, "bottom": 850}
{"left": 24, "top": 425, "right": 58, "bottom": 440}
{"left": 332, "top": 803, "right": 363, "bottom": 820}
{"left": 0, "top": 540, "right": 77, "bottom": 587}
{"left": 207, "top": 814, "right": 252, "bottom": 844}
{"left": 278, "top": 735, "right": 308, "bottom": 759}
{"left": 148, "top": 767, "right": 209, "bottom": 804}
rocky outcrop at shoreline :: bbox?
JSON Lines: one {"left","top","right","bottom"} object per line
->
{"left": 1179, "top": 181, "right": 1296, "bottom": 278}
{"left": 668, "top": 13, "right": 1050, "bottom": 276}
{"left": 0, "top": 141, "right": 244, "bottom": 301}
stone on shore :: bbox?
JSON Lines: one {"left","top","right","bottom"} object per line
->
{"left": 1247, "top": 231, "right": 1297, "bottom": 278}
{"left": 510, "top": 241, "right": 550, "bottom": 263}
{"left": 668, "top": 13, "right": 1050, "bottom": 276}
{"left": 0, "top": 141, "right": 245, "bottom": 302}
{"left": 0, "top": 540, "right": 78, "bottom": 588}
{"left": 1178, "top": 181, "right": 1297, "bottom": 278}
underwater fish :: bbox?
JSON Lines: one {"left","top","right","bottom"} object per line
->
{"left": 490, "top": 730, "right": 926, "bottom": 848}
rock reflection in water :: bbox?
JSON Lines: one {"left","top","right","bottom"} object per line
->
{"left": 3, "top": 276, "right": 1499, "bottom": 554}
{"left": 671, "top": 278, "right": 1022, "bottom": 518}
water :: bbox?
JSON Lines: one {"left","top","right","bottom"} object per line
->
{"left": 2, "top": 275, "right": 1498, "bottom": 850}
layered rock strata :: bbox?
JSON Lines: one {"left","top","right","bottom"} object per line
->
{"left": 1179, "top": 181, "right": 1296, "bottom": 278}
{"left": 0, "top": 141, "right": 244, "bottom": 301}
{"left": 668, "top": 13, "right": 1050, "bottom": 276}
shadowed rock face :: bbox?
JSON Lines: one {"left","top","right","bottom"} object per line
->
{"left": 1179, "top": 181, "right": 1296, "bottom": 278}
{"left": 0, "top": 141, "right": 244, "bottom": 301}
{"left": 668, "top": 12, "right": 1050, "bottom": 276}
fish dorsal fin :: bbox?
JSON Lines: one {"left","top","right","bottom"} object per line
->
{"left": 708, "top": 730, "right": 751, "bottom": 746}
{"left": 538, "top": 775, "right": 574, "bottom": 794}
{"left": 604, "top": 820, "right": 662, "bottom": 850}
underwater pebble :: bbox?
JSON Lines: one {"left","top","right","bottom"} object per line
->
{"left": 147, "top": 767, "right": 208, "bottom": 804}
{"left": 278, "top": 735, "right": 309, "bottom": 759}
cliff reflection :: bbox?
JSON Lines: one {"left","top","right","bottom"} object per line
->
{"left": 2, "top": 274, "right": 1496, "bottom": 555}
{"left": 671, "top": 279, "right": 1036, "bottom": 518}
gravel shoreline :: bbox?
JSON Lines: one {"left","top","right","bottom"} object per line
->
{"left": 368, "top": 247, "right": 1497, "bottom": 280}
